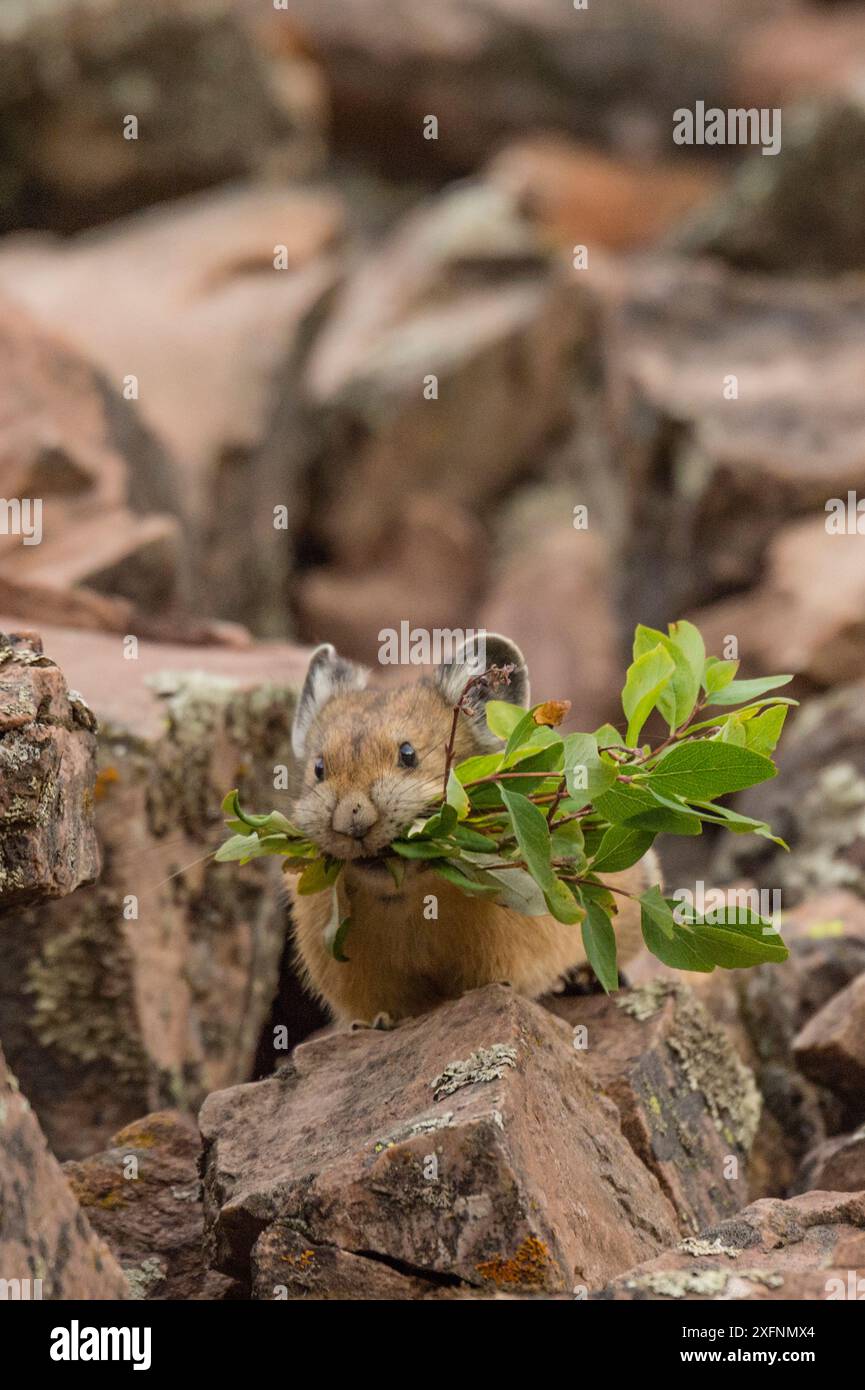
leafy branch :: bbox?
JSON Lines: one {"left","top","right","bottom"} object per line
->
{"left": 216, "top": 620, "right": 794, "bottom": 988}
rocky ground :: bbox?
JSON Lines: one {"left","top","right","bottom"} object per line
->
{"left": 2, "top": 0, "right": 865, "bottom": 1300}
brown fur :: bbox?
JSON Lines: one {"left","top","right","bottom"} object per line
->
{"left": 289, "top": 668, "right": 653, "bottom": 1024}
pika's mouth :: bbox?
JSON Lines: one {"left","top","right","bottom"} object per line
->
{"left": 352, "top": 854, "right": 391, "bottom": 874}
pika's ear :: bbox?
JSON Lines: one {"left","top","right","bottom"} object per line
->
{"left": 434, "top": 632, "right": 530, "bottom": 750}
{"left": 292, "top": 644, "right": 370, "bottom": 758}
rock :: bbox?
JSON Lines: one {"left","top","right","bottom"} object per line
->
{"left": 295, "top": 493, "right": 487, "bottom": 665}
{"left": 63, "top": 1110, "right": 241, "bottom": 1299}
{"left": 692, "top": 517, "right": 865, "bottom": 688}
{"left": 0, "top": 509, "right": 181, "bottom": 613}
{"left": 0, "top": 0, "right": 324, "bottom": 233}
{"left": 597, "top": 1190, "right": 865, "bottom": 1300}
{"left": 0, "top": 618, "right": 310, "bottom": 1159}
{"left": 735, "top": 9, "right": 865, "bottom": 111}
{"left": 261, "top": 0, "right": 784, "bottom": 173}
{"left": 0, "top": 631, "right": 99, "bottom": 908}
{"left": 200, "top": 985, "right": 679, "bottom": 1297}
{"left": 488, "top": 137, "right": 718, "bottom": 252}
{"left": 717, "top": 892, "right": 865, "bottom": 1163}
{"left": 714, "top": 683, "right": 865, "bottom": 901}
{"left": 594, "top": 257, "right": 865, "bottom": 623}
{"left": 0, "top": 185, "right": 344, "bottom": 632}
{"left": 793, "top": 972, "right": 865, "bottom": 1111}
{"left": 798, "top": 1126, "right": 865, "bottom": 1195}
{"left": 544, "top": 982, "right": 759, "bottom": 1233}
{"left": 0, "top": 288, "right": 184, "bottom": 626}
{"left": 299, "top": 182, "right": 586, "bottom": 576}
{"left": 676, "top": 91, "right": 865, "bottom": 274}
{"left": 479, "top": 485, "right": 622, "bottom": 732}
{"left": 251, "top": 1224, "right": 448, "bottom": 1301}
{"left": 0, "top": 1043, "right": 129, "bottom": 1300}
{"left": 0, "top": 574, "right": 252, "bottom": 647}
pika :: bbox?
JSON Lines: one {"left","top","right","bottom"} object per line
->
{"left": 288, "top": 635, "right": 653, "bottom": 1025}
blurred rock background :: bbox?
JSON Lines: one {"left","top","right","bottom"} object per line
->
{"left": 3, "top": 0, "right": 865, "bottom": 1300}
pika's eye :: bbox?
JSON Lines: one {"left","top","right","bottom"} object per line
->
{"left": 313, "top": 756, "right": 325, "bottom": 781}
{"left": 398, "top": 741, "right": 417, "bottom": 769}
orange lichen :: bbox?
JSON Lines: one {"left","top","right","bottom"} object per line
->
{"left": 282, "top": 1249, "right": 316, "bottom": 1270}
{"left": 476, "top": 1235, "right": 552, "bottom": 1288}
{"left": 94, "top": 766, "right": 120, "bottom": 800}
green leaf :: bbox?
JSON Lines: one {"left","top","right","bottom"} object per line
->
{"left": 641, "top": 910, "right": 715, "bottom": 973}
{"left": 434, "top": 861, "right": 502, "bottom": 895}
{"left": 621, "top": 643, "right": 676, "bottom": 746}
{"left": 623, "top": 790, "right": 703, "bottom": 836}
{"left": 703, "top": 657, "right": 739, "bottom": 696}
{"left": 413, "top": 803, "right": 459, "bottom": 839}
{"left": 590, "top": 823, "right": 656, "bottom": 874}
{"left": 450, "top": 824, "right": 500, "bottom": 853}
{"left": 689, "top": 800, "right": 788, "bottom": 849}
{"left": 297, "top": 857, "right": 343, "bottom": 895}
{"left": 634, "top": 622, "right": 703, "bottom": 731}
{"left": 485, "top": 700, "right": 527, "bottom": 740}
{"left": 691, "top": 920, "right": 788, "bottom": 968}
{"left": 214, "top": 832, "right": 264, "bottom": 863}
{"left": 455, "top": 753, "right": 503, "bottom": 784}
{"left": 639, "top": 884, "right": 675, "bottom": 940}
{"left": 390, "top": 840, "right": 451, "bottom": 860}
{"left": 563, "top": 733, "right": 618, "bottom": 801}
{"left": 575, "top": 877, "right": 617, "bottom": 915}
{"left": 503, "top": 726, "right": 562, "bottom": 768}
{"left": 645, "top": 740, "right": 776, "bottom": 799}
{"left": 501, "top": 789, "right": 554, "bottom": 890}
{"left": 385, "top": 857, "right": 405, "bottom": 889}
{"left": 544, "top": 876, "right": 585, "bottom": 925}
{"left": 594, "top": 723, "right": 628, "bottom": 749}
{"left": 323, "top": 889, "right": 351, "bottom": 962}
{"left": 593, "top": 781, "right": 658, "bottom": 823}
{"left": 743, "top": 705, "right": 788, "bottom": 757}
{"left": 484, "top": 867, "right": 549, "bottom": 915}
{"left": 504, "top": 709, "right": 544, "bottom": 759}
{"left": 707, "top": 674, "right": 793, "bottom": 706}
{"left": 550, "top": 820, "right": 586, "bottom": 865}
{"left": 446, "top": 769, "right": 470, "bottom": 819}
{"left": 581, "top": 902, "right": 619, "bottom": 993}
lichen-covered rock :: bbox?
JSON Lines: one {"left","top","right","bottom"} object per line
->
{"left": 0, "top": 619, "right": 309, "bottom": 1158}
{"left": 597, "top": 1190, "right": 865, "bottom": 1301}
{"left": 63, "top": 1110, "right": 241, "bottom": 1299}
{"left": 0, "top": 631, "right": 99, "bottom": 907}
{"left": 0, "top": 1043, "right": 129, "bottom": 1300}
{"left": 544, "top": 982, "right": 759, "bottom": 1233}
{"left": 200, "top": 985, "right": 679, "bottom": 1298}
{"left": 251, "top": 1224, "right": 449, "bottom": 1301}
{"left": 0, "top": 0, "right": 325, "bottom": 233}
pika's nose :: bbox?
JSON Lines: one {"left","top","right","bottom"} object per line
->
{"left": 332, "top": 793, "right": 379, "bottom": 840}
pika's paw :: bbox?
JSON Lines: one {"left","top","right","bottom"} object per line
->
{"left": 350, "top": 1011, "right": 397, "bottom": 1032}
